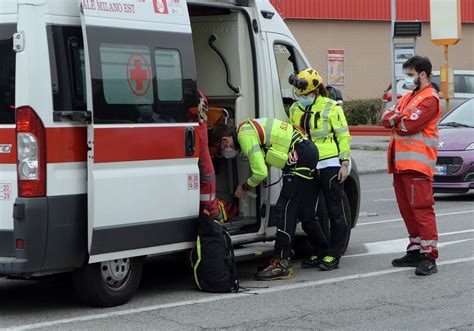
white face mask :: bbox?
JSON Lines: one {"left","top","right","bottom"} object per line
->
{"left": 403, "top": 75, "right": 420, "bottom": 91}
{"left": 222, "top": 148, "right": 238, "bottom": 159}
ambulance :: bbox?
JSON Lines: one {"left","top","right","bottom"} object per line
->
{"left": 0, "top": 0, "right": 361, "bottom": 306}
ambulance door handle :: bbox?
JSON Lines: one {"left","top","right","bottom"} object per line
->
{"left": 185, "top": 127, "right": 195, "bottom": 156}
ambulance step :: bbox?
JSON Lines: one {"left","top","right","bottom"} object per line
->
{"left": 233, "top": 242, "right": 274, "bottom": 262}
{"left": 224, "top": 218, "right": 257, "bottom": 232}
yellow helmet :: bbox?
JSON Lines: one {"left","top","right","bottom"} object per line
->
{"left": 288, "top": 68, "right": 323, "bottom": 95}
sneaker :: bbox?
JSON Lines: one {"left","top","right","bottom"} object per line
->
{"left": 415, "top": 258, "right": 438, "bottom": 276}
{"left": 255, "top": 258, "right": 294, "bottom": 280}
{"left": 301, "top": 256, "right": 322, "bottom": 269}
{"left": 392, "top": 250, "right": 424, "bottom": 267}
{"left": 319, "top": 256, "right": 339, "bottom": 270}
{"left": 256, "top": 253, "right": 293, "bottom": 272}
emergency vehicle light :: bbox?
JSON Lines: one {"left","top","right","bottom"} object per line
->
{"left": 16, "top": 106, "right": 46, "bottom": 197}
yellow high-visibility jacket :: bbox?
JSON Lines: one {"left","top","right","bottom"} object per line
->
{"left": 287, "top": 96, "right": 351, "bottom": 162}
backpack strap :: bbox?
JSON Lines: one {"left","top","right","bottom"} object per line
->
{"left": 238, "top": 119, "right": 265, "bottom": 145}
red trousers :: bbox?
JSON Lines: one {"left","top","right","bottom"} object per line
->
{"left": 198, "top": 123, "right": 219, "bottom": 216}
{"left": 393, "top": 172, "right": 438, "bottom": 260}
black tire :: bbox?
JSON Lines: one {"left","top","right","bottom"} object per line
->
{"left": 72, "top": 257, "right": 144, "bottom": 307}
{"left": 317, "top": 191, "right": 352, "bottom": 255}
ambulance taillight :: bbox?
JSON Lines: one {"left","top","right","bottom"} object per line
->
{"left": 16, "top": 106, "right": 46, "bottom": 197}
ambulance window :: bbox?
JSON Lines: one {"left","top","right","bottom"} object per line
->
{"left": 86, "top": 27, "right": 197, "bottom": 124}
{"left": 0, "top": 25, "right": 16, "bottom": 124}
{"left": 47, "top": 26, "right": 87, "bottom": 112}
{"left": 273, "top": 44, "right": 305, "bottom": 100}
{"left": 155, "top": 49, "right": 183, "bottom": 102}
{"left": 100, "top": 44, "right": 154, "bottom": 105}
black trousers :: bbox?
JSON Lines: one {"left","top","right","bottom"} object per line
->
{"left": 273, "top": 139, "right": 318, "bottom": 260}
{"left": 300, "top": 166, "right": 348, "bottom": 259}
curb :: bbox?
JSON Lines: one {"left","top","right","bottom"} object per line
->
{"left": 358, "top": 169, "right": 387, "bottom": 175}
{"left": 349, "top": 126, "right": 391, "bottom": 136}
{"left": 351, "top": 144, "right": 388, "bottom": 151}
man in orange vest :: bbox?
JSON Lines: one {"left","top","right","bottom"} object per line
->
{"left": 381, "top": 56, "right": 442, "bottom": 276}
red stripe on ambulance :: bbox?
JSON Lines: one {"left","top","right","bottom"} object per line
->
{"left": 94, "top": 126, "right": 199, "bottom": 163}
{"left": 46, "top": 127, "right": 88, "bottom": 163}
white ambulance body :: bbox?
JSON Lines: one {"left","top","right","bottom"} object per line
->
{"left": 0, "top": 0, "right": 360, "bottom": 306}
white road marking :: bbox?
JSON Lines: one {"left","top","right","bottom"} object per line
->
{"left": 344, "top": 229, "right": 474, "bottom": 258}
{"left": 345, "top": 239, "right": 474, "bottom": 258}
{"left": 373, "top": 198, "right": 396, "bottom": 202}
{"left": 5, "top": 256, "right": 474, "bottom": 331}
{"left": 357, "top": 209, "right": 474, "bottom": 226}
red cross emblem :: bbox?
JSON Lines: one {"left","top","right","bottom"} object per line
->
{"left": 126, "top": 53, "right": 151, "bottom": 97}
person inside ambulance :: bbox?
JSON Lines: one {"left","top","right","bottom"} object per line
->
{"left": 187, "top": 91, "right": 220, "bottom": 220}
{"left": 286, "top": 68, "right": 352, "bottom": 271}
{"left": 137, "top": 105, "right": 168, "bottom": 123}
{"left": 381, "top": 56, "right": 441, "bottom": 276}
{"left": 210, "top": 118, "right": 319, "bottom": 280}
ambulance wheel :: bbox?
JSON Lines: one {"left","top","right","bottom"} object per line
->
{"left": 73, "top": 256, "right": 144, "bottom": 307}
{"left": 317, "top": 191, "right": 352, "bottom": 255}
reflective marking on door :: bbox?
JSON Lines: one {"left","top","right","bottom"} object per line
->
{"left": 187, "top": 174, "right": 199, "bottom": 190}
{"left": 0, "top": 183, "right": 12, "bottom": 201}
{"left": 0, "top": 144, "right": 12, "bottom": 153}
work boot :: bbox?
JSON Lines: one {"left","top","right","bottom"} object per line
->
{"left": 391, "top": 250, "right": 424, "bottom": 267}
{"left": 415, "top": 257, "right": 438, "bottom": 276}
{"left": 255, "top": 258, "right": 293, "bottom": 280}
{"left": 301, "top": 255, "right": 322, "bottom": 269}
{"left": 319, "top": 256, "right": 339, "bottom": 270}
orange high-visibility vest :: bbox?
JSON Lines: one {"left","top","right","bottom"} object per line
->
{"left": 387, "top": 87, "right": 442, "bottom": 177}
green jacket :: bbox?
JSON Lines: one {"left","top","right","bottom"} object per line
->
{"left": 287, "top": 96, "right": 351, "bottom": 161}
{"left": 237, "top": 118, "right": 299, "bottom": 188}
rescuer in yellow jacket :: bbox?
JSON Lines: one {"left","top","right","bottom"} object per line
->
{"left": 287, "top": 68, "right": 352, "bottom": 271}
{"left": 211, "top": 118, "right": 319, "bottom": 280}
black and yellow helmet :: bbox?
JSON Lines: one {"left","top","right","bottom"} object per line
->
{"left": 288, "top": 68, "right": 323, "bottom": 95}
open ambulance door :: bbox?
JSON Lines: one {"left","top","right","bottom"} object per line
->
{"left": 80, "top": 0, "right": 200, "bottom": 263}
{"left": 263, "top": 32, "right": 309, "bottom": 230}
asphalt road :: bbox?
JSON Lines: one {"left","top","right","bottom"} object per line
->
{"left": 1, "top": 173, "right": 473, "bottom": 330}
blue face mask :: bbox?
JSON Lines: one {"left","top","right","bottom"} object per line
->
{"left": 298, "top": 95, "right": 315, "bottom": 107}
{"left": 138, "top": 105, "right": 153, "bottom": 119}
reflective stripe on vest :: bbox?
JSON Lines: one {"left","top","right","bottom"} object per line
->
{"left": 395, "top": 151, "right": 436, "bottom": 168}
{"left": 395, "top": 133, "right": 438, "bottom": 148}
{"left": 200, "top": 193, "right": 216, "bottom": 201}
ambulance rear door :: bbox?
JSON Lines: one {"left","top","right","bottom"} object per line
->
{"left": 0, "top": 11, "right": 18, "bottom": 260}
{"left": 80, "top": 0, "right": 200, "bottom": 263}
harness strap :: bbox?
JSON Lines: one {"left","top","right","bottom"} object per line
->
{"left": 238, "top": 119, "right": 265, "bottom": 145}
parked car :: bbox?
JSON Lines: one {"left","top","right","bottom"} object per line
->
{"left": 433, "top": 98, "right": 474, "bottom": 194}
{"left": 432, "top": 70, "right": 474, "bottom": 99}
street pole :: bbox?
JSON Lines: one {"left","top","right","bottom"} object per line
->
{"left": 444, "top": 45, "right": 450, "bottom": 112}
{"left": 390, "top": 0, "right": 397, "bottom": 108}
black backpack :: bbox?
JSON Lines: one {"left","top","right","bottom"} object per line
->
{"left": 191, "top": 216, "right": 239, "bottom": 293}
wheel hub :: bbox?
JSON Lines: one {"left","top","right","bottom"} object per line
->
{"left": 100, "top": 259, "right": 131, "bottom": 290}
